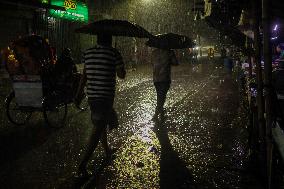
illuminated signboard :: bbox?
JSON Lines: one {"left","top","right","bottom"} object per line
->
{"left": 46, "top": 0, "right": 88, "bottom": 22}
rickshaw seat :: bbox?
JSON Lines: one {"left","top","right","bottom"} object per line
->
{"left": 12, "top": 75, "right": 43, "bottom": 108}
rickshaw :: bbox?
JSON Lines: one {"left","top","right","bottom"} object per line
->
{"left": 4, "top": 35, "right": 87, "bottom": 128}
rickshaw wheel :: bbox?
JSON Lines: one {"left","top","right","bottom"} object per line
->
{"left": 5, "top": 91, "right": 32, "bottom": 125}
{"left": 42, "top": 94, "right": 68, "bottom": 128}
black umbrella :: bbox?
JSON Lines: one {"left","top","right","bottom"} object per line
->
{"left": 146, "top": 33, "right": 195, "bottom": 49}
{"left": 75, "top": 19, "right": 152, "bottom": 38}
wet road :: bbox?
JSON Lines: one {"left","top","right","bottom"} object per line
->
{"left": 0, "top": 61, "right": 262, "bottom": 189}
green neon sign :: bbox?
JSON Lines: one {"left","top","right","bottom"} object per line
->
{"left": 47, "top": 0, "right": 88, "bottom": 22}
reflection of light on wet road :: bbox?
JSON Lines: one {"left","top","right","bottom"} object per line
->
{"left": 136, "top": 122, "right": 155, "bottom": 143}
{"left": 127, "top": 87, "right": 156, "bottom": 141}
{"left": 135, "top": 101, "right": 154, "bottom": 124}
{"left": 109, "top": 130, "right": 160, "bottom": 188}
{"left": 0, "top": 63, "right": 264, "bottom": 188}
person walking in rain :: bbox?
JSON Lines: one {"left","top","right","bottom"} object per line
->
{"left": 223, "top": 47, "right": 233, "bottom": 74}
{"left": 55, "top": 48, "right": 78, "bottom": 91}
{"left": 74, "top": 33, "right": 126, "bottom": 177}
{"left": 151, "top": 48, "right": 179, "bottom": 118}
{"left": 275, "top": 43, "right": 284, "bottom": 63}
{"left": 55, "top": 48, "right": 77, "bottom": 80}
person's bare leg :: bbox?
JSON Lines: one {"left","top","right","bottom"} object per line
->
{"left": 78, "top": 121, "right": 104, "bottom": 175}
{"left": 100, "top": 128, "right": 111, "bottom": 157}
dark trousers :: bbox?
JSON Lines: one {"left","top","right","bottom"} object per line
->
{"left": 154, "top": 81, "right": 171, "bottom": 111}
{"left": 224, "top": 58, "right": 233, "bottom": 73}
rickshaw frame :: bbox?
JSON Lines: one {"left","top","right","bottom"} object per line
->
{"left": 5, "top": 74, "right": 87, "bottom": 128}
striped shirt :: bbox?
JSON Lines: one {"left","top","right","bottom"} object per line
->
{"left": 82, "top": 45, "right": 124, "bottom": 100}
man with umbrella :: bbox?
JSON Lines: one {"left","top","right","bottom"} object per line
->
{"left": 147, "top": 33, "right": 194, "bottom": 118}
{"left": 74, "top": 33, "right": 126, "bottom": 177}
{"left": 74, "top": 19, "right": 151, "bottom": 177}
{"left": 151, "top": 47, "right": 179, "bottom": 118}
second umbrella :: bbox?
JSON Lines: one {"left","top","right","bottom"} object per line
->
{"left": 146, "top": 33, "right": 195, "bottom": 49}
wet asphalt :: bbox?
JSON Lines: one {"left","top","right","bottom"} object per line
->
{"left": 0, "top": 59, "right": 263, "bottom": 189}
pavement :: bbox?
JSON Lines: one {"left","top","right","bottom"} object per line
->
{"left": 0, "top": 60, "right": 263, "bottom": 189}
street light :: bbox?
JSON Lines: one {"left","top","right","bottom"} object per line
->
{"left": 141, "top": 0, "right": 153, "bottom": 4}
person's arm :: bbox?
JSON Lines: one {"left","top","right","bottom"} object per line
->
{"left": 74, "top": 64, "right": 87, "bottom": 104}
{"left": 117, "top": 66, "right": 126, "bottom": 79}
{"left": 70, "top": 57, "right": 78, "bottom": 73}
{"left": 170, "top": 50, "right": 179, "bottom": 66}
{"left": 115, "top": 51, "right": 126, "bottom": 79}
